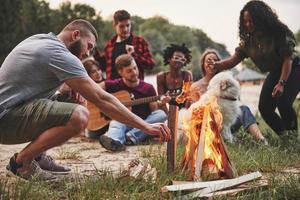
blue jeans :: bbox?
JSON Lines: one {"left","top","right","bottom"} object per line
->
{"left": 231, "top": 105, "right": 257, "bottom": 133}
{"left": 106, "top": 109, "right": 167, "bottom": 144}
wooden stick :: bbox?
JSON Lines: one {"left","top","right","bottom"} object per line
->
{"left": 162, "top": 179, "right": 230, "bottom": 193}
{"left": 163, "top": 176, "right": 268, "bottom": 193}
{"left": 203, "top": 180, "right": 268, "bottom": 197}
{"left": 194, "top": 105, "right": 209, "bottom": 180}
{"left": 218, "top": 135, "right": 237, "bottom": 179}
{"left": 179, "top": 171, "right": 262, "bottom": 199}
{"left": 167, "top": 105, "right": 179, "bottom": 174}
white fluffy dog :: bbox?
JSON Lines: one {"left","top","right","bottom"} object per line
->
{"left": 186, "top": 71, "right": 241, "bottom": 143}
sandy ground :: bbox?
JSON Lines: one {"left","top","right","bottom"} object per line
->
{"left": 0, "top": 136, "right": 165, "bottom": 180}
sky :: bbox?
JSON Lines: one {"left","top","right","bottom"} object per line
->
{"left": 46, "top": 0, "right": 300, "bottom": 54}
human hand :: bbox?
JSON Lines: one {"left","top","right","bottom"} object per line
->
{"left": 206, "top": 58, "right": 218, "bottom": 72}
{"left": 160, "top": 94, "right": 172, "bottom": 105}
{"left": 272, "top": 83, "right": 284, "bottom": 98}
{"left": 145, "top": 123, "right": 171, "bottom": 143}
{"left": 125, "top": 45, "right": 135, "bottom": 55}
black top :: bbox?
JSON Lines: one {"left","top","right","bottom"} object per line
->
{"left": 163, "top": 71, "right": 186, "bottom": 109}
{"left": 235, "top": 32, "right": 297, "bottom": 73}
{"left": 111, "top": 35, "right": 133, "bottom": 79}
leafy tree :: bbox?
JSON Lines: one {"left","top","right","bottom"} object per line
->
{"left": 0, "top": 0, "right": 52, "bottom": 64}
{"left": 131, "top": 15, "right": 145, "bottom": 34}
{"left": 1, "top": 0, "right": 230, "bottom": 74}
{"left": 141, "top": 30, "right": 166, "bottom": 54}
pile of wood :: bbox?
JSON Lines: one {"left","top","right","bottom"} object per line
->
{"left": 162, "top": 171, "right": 266, "bottom": 199}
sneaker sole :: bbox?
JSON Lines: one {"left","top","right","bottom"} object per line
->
{"left": 45, "top": 170, "right": 71, "bottom": 175}
{"left": 6, "top": 170, "right": 58, "bottom": 182}
{"left": 99, "top": 136, "right": 125, "bottom": 152}
{"left": 6, "top": 170, "right": 29, "bottom": 182}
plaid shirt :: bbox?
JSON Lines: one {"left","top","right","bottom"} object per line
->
{"left": 103, "top": 34, "right": 155, "bottom": 80}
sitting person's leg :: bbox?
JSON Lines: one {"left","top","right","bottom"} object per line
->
{"left": 99, "top": 120, "right": 127, "bottom": 152}
{"left": 86, "top": 125, "right": 109, "bottom": 139}
{"left": 105, "top": 120, "right": 128, "bottom": 144}
{"left": 126, "top": 109, "right": 167, "bottom": 144}
{"left": 1, "top": 99, "right": 88, "bottom": 180}
{"left": 234, "top": 105, "right": 267, "bottom": 142}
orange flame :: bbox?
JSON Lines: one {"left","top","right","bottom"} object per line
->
{"left": 176, "top": 81, "right": 193, "bottom": 104}
{"left": 182, "top": 96, "right": 224, "bottom": 179}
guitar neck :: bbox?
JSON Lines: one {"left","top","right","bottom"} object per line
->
{"left": 123, "top": 95, "right": 162, "bottom": 107}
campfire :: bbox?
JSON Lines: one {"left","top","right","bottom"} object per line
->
{"left": 182, "top": 96, "right": 236, "bottom": 181}
{"left": 163, "top": 81, "right": 264, "bottom": 198}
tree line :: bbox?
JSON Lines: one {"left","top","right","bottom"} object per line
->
{"left": 1, "top": 0, "right": 299, "bottom": 79}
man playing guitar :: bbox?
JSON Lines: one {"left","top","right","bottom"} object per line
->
{"left": 98, "top": 54, "right": 169, "bottom": 152}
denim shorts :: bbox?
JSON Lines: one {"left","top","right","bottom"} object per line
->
{"left": 0, "top": 99, "right": 77, "bottom": 144}
{"left": 231, "top": 105, "right": 257, "bottom": 133}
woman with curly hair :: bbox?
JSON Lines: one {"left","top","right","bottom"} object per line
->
{"left": 210, "top": 1, "right": 300, "bottom": 137}
{"left": 156, "top": 43, "right": 193, "bottom": 112}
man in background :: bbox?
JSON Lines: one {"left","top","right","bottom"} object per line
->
{"left": 102, "top": 10, "right": 155, "bottom": 80}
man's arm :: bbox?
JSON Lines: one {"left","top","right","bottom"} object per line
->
{"left": 65, "top": 77, "right": 170, "bottom": 140}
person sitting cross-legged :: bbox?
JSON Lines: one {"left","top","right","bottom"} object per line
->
{"left": 99, "top": 54, "right": 168, "bottom": 152}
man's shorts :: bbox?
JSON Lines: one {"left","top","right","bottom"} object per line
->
{"left": 0, "top": 99, "right": 77, "bottom": 144}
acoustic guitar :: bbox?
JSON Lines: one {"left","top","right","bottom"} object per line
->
{"left": 87, "top": 90, "right": 165, "bottom": 131}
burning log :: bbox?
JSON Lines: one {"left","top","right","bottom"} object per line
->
{"left": 182, "top": 96, "right": 237, "bottom": 181}
{"left": 167, "top": 105, "right": 179, "bottom": 174}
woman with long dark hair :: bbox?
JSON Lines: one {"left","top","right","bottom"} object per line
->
{"left": 211, "top": 0, "right": 300, "bottom": 137}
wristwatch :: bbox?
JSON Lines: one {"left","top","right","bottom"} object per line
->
{"left": 278, "top": 79, "right": 287, "bottom": 86}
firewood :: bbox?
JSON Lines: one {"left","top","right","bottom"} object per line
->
{"left": 180, "top": 171, "right": 262, "bottom": 199}
{"left": 203, "top": 179, "right": 268, "bottom": 197}
{"left": 163, "top": 173, "right": 267, "bottom": 193}
{"left": 162, "top": 179, "right": 230, "bottom": 193}
{"left": 194, "top": 105, "right": 209, "bottom": 180}
{"left": 167, "top": 105, "right": 179, "bottom": 173}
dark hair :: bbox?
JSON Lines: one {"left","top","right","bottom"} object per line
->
{"left": 63, "top": 19, "right": 98, "bottom": 40}
{"left": 200, "top": 49, "right": 221, "bottom": 76}
{"left": 82, "top": 58, "right": 100, "bottom": 75}
{"left": 239, "top": 0, "right": 294, "bottom": 42}
{"left": 163, "top": 43, "right": 192, "bottom": 66}
{"left": 115, "top": 54, "right": 134, "bottom": 70}
{"left": 93, "top": 46, "right": 106, "bottom": 69}
{"left": 113, "top": 10, "right": 131, "bottom": 24}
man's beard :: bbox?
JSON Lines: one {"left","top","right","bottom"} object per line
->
{"left": 68, "top": 39, "right": 82, "bottom": 59}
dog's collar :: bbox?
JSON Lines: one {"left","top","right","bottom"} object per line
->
{"left": 219, "top": 95, "right": 237, "bottom": 101}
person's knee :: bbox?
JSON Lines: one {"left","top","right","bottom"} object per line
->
{"left": 153, "top": 109, "right": 167, "bottom": 122}
{"left": 258, "top": 101, "right": 271, "bottom": 116}
{"left": 240, "top": 105, "right": 250, "bottom": 113}
{"left": 277, "top": 100, "right": 293, "bottom": 114}
{"left": 68, "top": 105, "right": 89, "bottom": 132}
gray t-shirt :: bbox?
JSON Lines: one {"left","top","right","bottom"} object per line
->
{"left": 0, "top": 32, "right": 88, "bottom": 119}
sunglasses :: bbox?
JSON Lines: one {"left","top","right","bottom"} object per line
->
{"left": 172, "top": 56, "right": 187, "bottom": 63}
